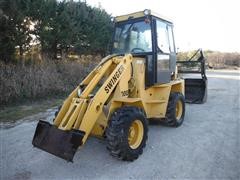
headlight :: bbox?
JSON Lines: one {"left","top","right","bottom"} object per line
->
{"left": 143, "top": 9, "right": 151, "bottom": 16}
{"left": 111, "top": 17, "right": 115, "bottom": 22}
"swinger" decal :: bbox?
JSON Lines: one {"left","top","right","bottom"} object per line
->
{"left": 104, "top": 65, "right": 124, "bottom": 93}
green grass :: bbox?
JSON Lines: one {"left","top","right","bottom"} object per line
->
{"left": 0, "top": 98, "right": 64, "bottom": 123}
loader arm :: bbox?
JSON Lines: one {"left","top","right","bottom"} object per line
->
{"left": 78, "top": 55, "right": 132, "bottom": 142}
{"left": 32, "top": 54, "right": 133, "bottom": 161}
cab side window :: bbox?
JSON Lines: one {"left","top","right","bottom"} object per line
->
{"left": 156, "top": 20, "right": 170, "bottom": 54}
{"left": 156, "top": 20, "right": 170, "bottom": 71}
{"left": 155, "top": 20, "right": 175, "bottom": 83}
{"left": 167, "top": 25, "right": 175, "bottom": 53}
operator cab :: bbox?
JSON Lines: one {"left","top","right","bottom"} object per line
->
{"left": 111, "top": 9, "right": 177, "bottom": 86}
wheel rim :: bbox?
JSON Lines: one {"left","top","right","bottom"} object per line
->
{"left": 128, "top": 120, "right": 144, "bottom": 149}
{"left": 175, "top": 100, "right": 183, "bottom": 120}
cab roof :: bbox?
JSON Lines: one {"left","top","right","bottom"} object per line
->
{"left": 115, "top": 9, "right": 173, "bottom": 24}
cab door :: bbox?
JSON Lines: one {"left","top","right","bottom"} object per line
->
{"left": 155, "top": 19, "right": 176, "bottom": 84}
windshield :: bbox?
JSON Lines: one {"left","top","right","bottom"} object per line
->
{"left": 112, "top": 21, "right": 152, "bottom": 54}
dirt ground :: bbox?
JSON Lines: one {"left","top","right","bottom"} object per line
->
{"left": 0, "top": 70, "right": 239, "bottom": 180}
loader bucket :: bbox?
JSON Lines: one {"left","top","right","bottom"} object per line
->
{"left": 32, "top": 120, "right": 85, "bottom": 162}
{"left": 177, "top": 49, "right": 207, "bottom": 104}
{"left": 184, "top": 78, "right": 207, "bottom": 103}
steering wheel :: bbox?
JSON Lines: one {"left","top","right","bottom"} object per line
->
{"left": 131, "top": 48, "right": 145, "bottom": 53}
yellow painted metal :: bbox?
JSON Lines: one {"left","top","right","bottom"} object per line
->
{"left": 53, "top": 56, "right": 115, "bottom": 127}
{"left": 80, "top": 60, "right": 112, "bottom": 99}
{"left": 128, "top": 120, "right": 144, "bottom": 149}
{"left": 80, "top": 55, "right": 117, "bottom": 86}
{"left": 91, "top": 111, "right": 107, "bottom": 137}
{"left": 115, "top": 10, "right": 173, "bottom": 23}
{"left": 53, "top": 54, "right": 185, "bottom": 146}
{"left": 125, "top": 58, "right": 183, "bottom": 118}
{"left": 115, "top": 11, "right": 146, "bottom": 22}
{"left": 108, "top": 57, "right": 184, "bottom": 119}
{"left": 176, "top": 100, "right": 183, "bottom": 120}
{"left": 46, "top": 9, "right": 188, "bottom": 157}
{"left": 113, "top": 97, "right": 142, "bottom": 103}
{"left": 53, "top": 88, "right": 78, "bottom": 127}
{"left": 170, "top": 80, "right": 185, "bottom": 96}
{"left": 79, "top": 54, "right": 133, "bottom": 143}
{"left": 53, "top": 55, "right": 130, "bottom": 132}
{"left": 58, "top": 98, "right": 83, "bottom": 130}
{"left": 73, "top": 99, "right": 88, "bottom": 129}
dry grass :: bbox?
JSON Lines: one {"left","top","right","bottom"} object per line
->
{"left": 0, "top": 56, "right": 100, "bottom": 107}
{"left": 206, "top": 52, "right": 240, "bottom": 69}
{"left": 177, "top": 51, "right": 240, "bottom": 69}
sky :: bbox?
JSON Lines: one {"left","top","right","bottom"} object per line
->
{"left": 86, "top": 0, "right": 240, "bottom": 52}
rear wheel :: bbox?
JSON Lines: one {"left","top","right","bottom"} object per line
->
{"left": 106, "top": 106, "right": 148, "bottom": 161}
{"left": 166, "top": 92, "right": 185, "bottom": 127}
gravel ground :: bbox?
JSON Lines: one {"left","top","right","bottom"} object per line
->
{"left": 0, "top": 70, "right": 239, "bottom": 180}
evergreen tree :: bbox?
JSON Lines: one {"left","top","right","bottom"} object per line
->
{"left": 0, "top": 0, "right": 114, "bottom": 61}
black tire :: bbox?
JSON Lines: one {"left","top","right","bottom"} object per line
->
{"left": 106, "top": 106, "right": 148, "bottom": 161}
{"left": 166, "top": 92, "right": 185, "bottom": 127}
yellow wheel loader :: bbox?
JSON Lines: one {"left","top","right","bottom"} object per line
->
{"left": 32, "top": 10, "right": 207, "bottom": 162}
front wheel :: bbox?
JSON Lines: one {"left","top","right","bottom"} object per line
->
{"left": 106, "top": 106, "right": 148, "bottom": 161}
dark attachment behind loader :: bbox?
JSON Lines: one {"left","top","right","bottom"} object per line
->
{"left": 177, "top": 49, "right": 207, "bottom": 104}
